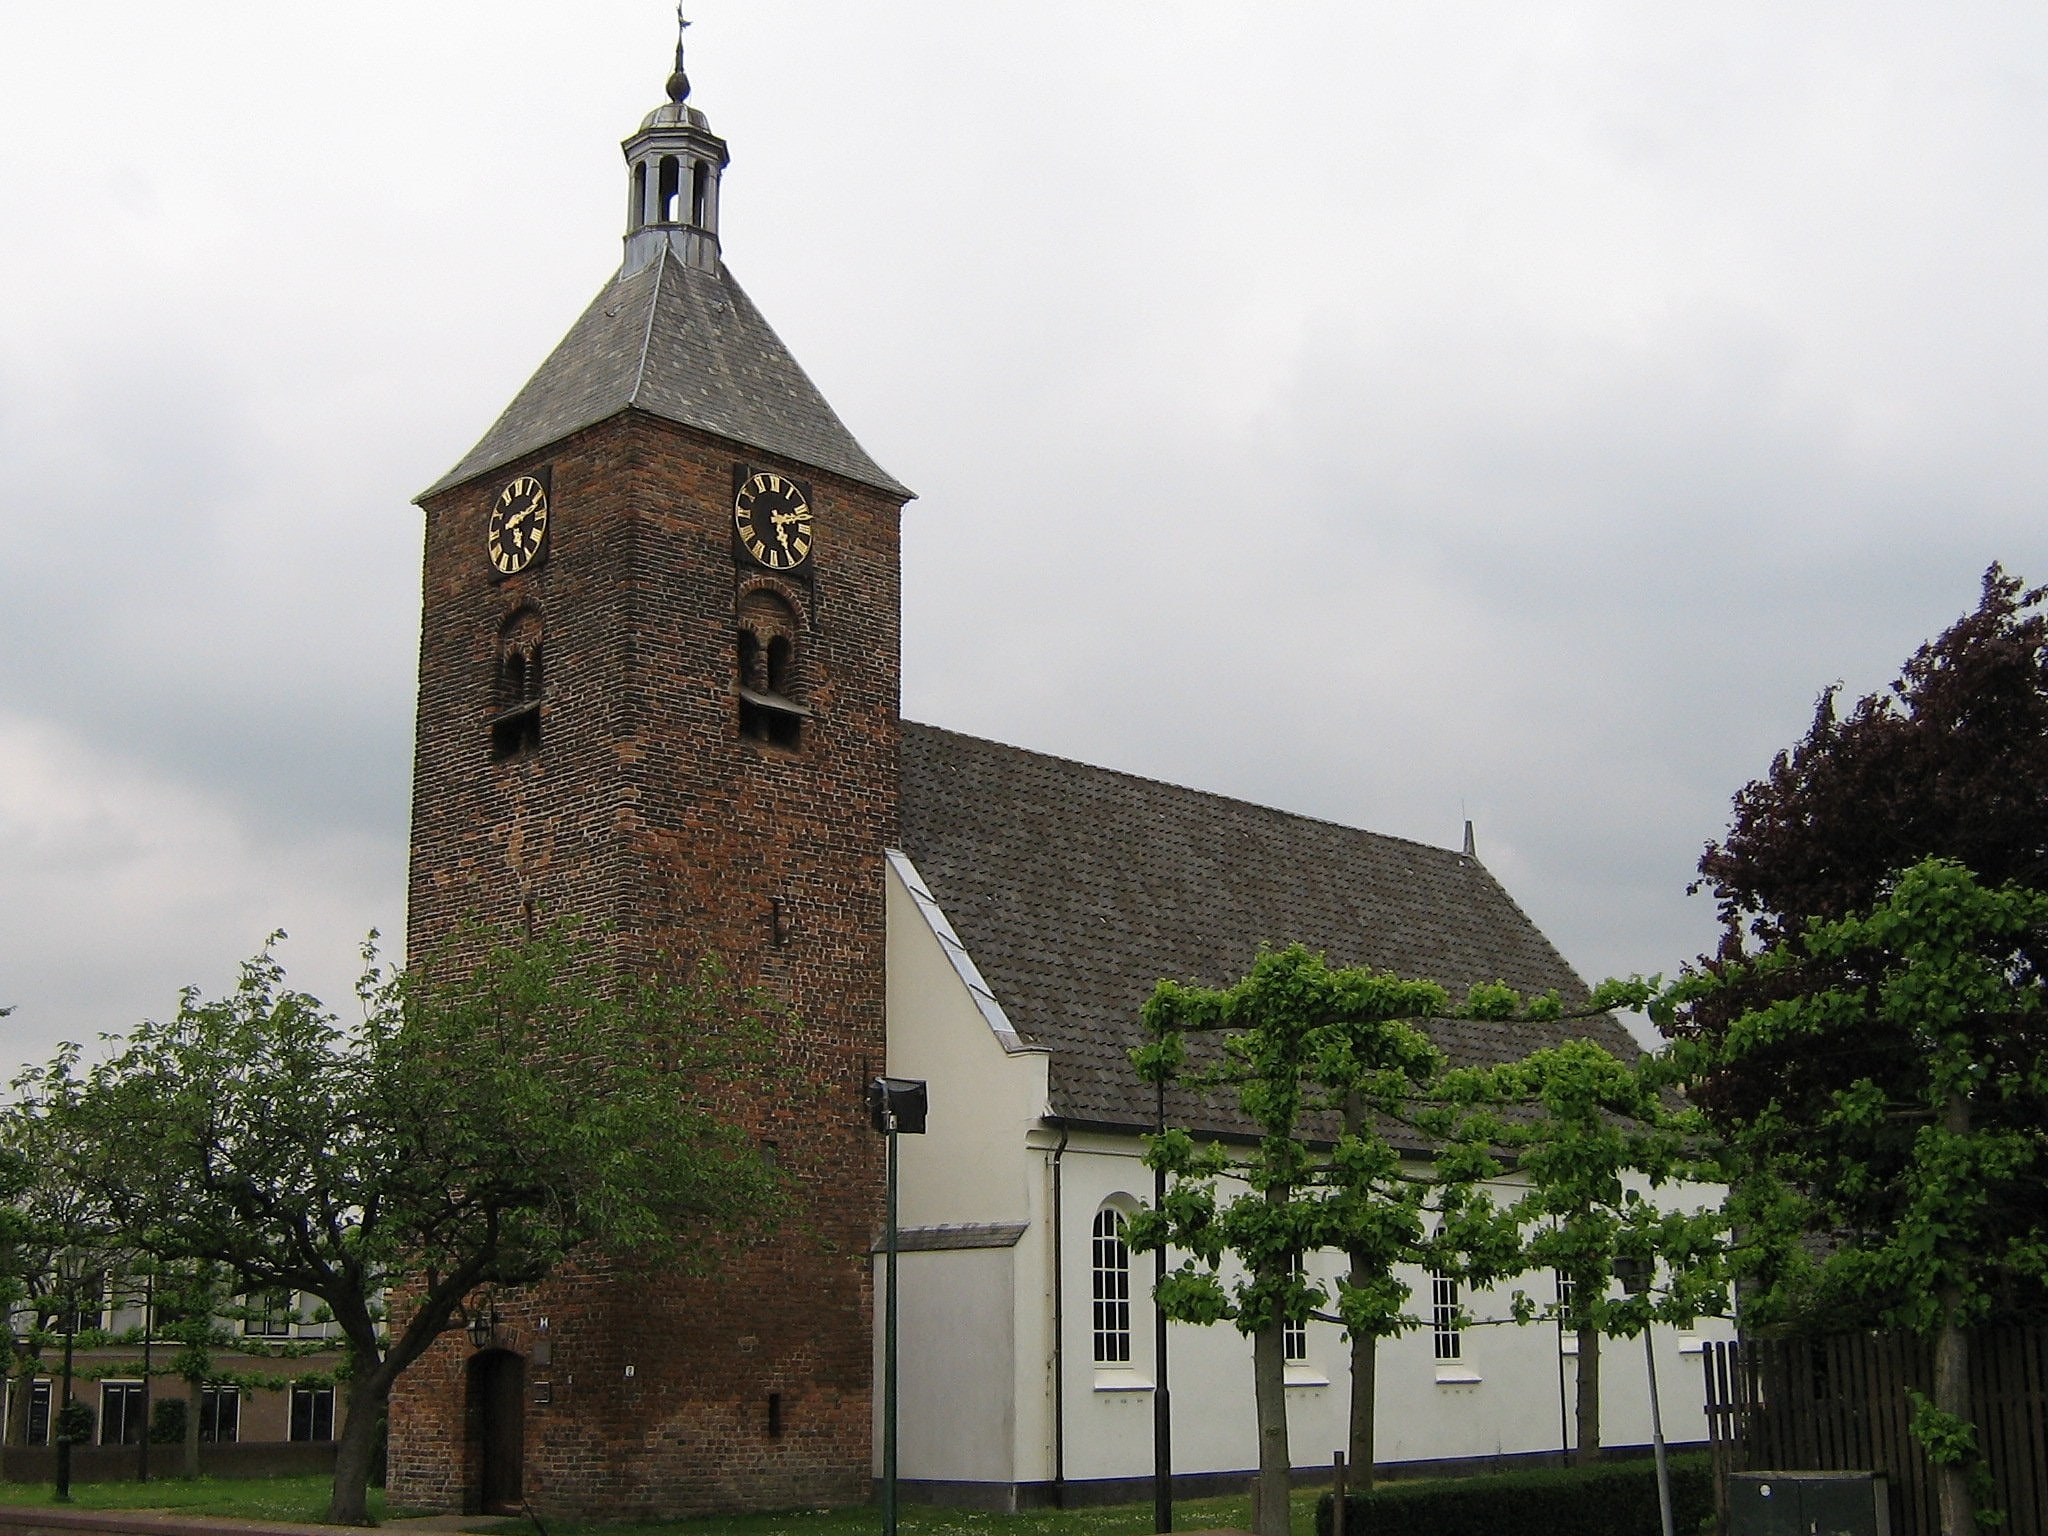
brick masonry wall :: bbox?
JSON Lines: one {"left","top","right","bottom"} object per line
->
{"left": 392, "top": 408, "right": 901, "bottom": 1517}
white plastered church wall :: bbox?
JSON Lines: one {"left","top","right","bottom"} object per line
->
{"left": 879, "top": 850, "right": 1052, "bottom": 1488}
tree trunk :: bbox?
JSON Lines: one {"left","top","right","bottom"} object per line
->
{"left": 1574, "top": 1321, "right": 1601, "bottom": 1464}
{"left": 1345, "top": 1304, "right": 1376, "bottom": 1495}
{"left": 1926, "top": 1084, "right": 1980, "bottom": 1536}
{"left": 0, "top": 1354, "right": 26, "bottom": 1484}
{"left": 1251, "top": 1320, "right": 1291, "bottom": 1536}
{"left": 1340, "top": 1092, "right": 1375, "bottom": 1495}
{"left": 326, "top": 1369, "right": 391, "bottom": 1525}
{"left": 3, "top": 1356, "right": 30, "bottom": 1448}
{"left": 1932, "top": 1308, "right": 1979, "bottom": 1536}
{"left": 182, "top": 1374, "right": 201, "bottom": 1479}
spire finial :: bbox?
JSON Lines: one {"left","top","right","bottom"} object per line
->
{"left": 666, "top": 8, "right": 693, "bottom": 103}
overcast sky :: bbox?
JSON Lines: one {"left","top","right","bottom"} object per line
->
{"left": 5, "top": 2, "right": 2047, "bottom": 1073}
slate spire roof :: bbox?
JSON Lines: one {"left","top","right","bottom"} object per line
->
{"left": 423, "top": 247, "right": 909, "bottom": 501}
{"left": 421, "top": 36, "right": 907, "bottom": 503}
{"left": 898, "top": 722, "right": 1640, "bottom": 1136}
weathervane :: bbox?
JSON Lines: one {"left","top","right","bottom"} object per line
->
{"left": 666, "top": 6, "right": 693, "bottom": 103}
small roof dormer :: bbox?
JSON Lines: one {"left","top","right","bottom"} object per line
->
{"left": 622, "top": 11, "right": 729, "bottom": 277}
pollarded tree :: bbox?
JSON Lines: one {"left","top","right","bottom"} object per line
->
{"left": 1435, "top": 1039, "right": 1728, "bottom": 1463}
{"left": 21, "top": 924, "right": 790, "bottom": 1525}
{"left": 1664, "top": 859, "right": 2048, "bottom": 1536}
{"left": 1130, "top": 947, "right": 1493, "bottom": 1536}
{"left": 1128, "top": 947, "right": 1640, "bottom": 1531}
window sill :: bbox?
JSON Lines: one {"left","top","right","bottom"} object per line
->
{"left": 1284, "top": 1364, "right": 1330, "bottom": 1388}
{"left": 1678, "top": 1337, "right": 1705, "bottom": 1355}
{"left": 1093, "top": 1369, "right": 1153, "bottom": 1393}
{"left": 739, "top": 685, "right": 812, "bottom": 718}
{"left": 1434, "top": 1364, "right": 1482, "bottom": 1385}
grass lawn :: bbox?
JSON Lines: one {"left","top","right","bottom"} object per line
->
{"left": 0, "top": 1472, "right": 1308, "bottom": 1533}
{"left": 523, "top": 1489, "right": 1290, "bottom": 1536}
{"left": 0, "top": 1473, "right": 390, "bottom": 1525}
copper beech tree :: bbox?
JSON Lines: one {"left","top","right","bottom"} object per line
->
{"left": 1684, "top": 564, "right": 2048, "bottom": 1141}
{"left": 16, "top": 926, "right": 790, "bottom": 1525}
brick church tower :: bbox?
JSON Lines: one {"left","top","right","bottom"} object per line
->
{"left": 390, "top": 26, "right": 909, "bottom": 1517}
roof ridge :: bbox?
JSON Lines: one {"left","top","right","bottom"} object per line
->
{"left": 901, "top": 719, "right": 1475, "bottom": 868}
{"left": 627, "top": 247, "right": 667, "bottom": 406}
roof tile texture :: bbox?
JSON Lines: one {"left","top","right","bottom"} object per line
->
{"left": 899, "top": 722, "right": 1640, "bottom": 1135}
{"left": 424, "top": 247, "right": 909, "bottom": 499}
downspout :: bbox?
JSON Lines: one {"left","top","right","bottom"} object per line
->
{"left": 1050, "top": 1121, "right": 1071, "bottom": 1504}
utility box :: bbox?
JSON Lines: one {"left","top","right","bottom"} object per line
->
{"left": 1728, "top": 1471, "right": 1891, "bottom": 1536}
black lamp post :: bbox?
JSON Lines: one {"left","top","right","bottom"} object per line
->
{"left": 1613, "top": 1256, "right": 1674, "bottom": 1536}
{"left": 1152, "top": 1077, "right": 1172, "bottom": 1534}
{"left": 55, "top": 1308, "right": 76, "bottom": 1502}
{"left": 138, "top": 1270, "right": 154, "bottom": 1484}
{"left": 867, "top": 1077, "right": 928, "bottom": 1536}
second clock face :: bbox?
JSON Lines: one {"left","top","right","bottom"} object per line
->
{"left": 488, "top": 475, "right": 550, "bottom": 575}
{"left": 734, "top": 471, "right": 813, "bottom": 571}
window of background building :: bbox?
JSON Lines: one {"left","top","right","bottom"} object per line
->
{"left": 243, "top": 1292, "right": 294, "bottom": 1338}
{"left": 100, "top": 1381, "right": 145, "bottom": 1445}
{"left": 55, "top": 1276, "right": 105, "bottom": 1336}
{"left": 23, "top": 1381, "right": 50, "bottom": 1446}
{"left": 200, "top": 1384, "right": 239, "bottom": 1443}
{"left": 289, "top": 1383, "right": 335, "bottom": 1442}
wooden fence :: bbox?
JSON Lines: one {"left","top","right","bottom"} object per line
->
{"left": 1704, "top": 1329, "right": 2048, "bottom": 1536}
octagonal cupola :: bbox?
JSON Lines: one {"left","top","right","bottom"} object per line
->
{"left": 621, "top": 15, "right": 729, "bottom": 276}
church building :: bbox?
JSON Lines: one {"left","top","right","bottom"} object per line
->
{"left": 391, "top": 30, "right": 1728, "bottom": 1519}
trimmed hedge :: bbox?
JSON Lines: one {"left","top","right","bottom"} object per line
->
{"left": 1315, "top": 1453, "right": 1714, "bottom": 1536}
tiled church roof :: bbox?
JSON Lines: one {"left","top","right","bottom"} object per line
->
{"left": 898, "top": 721, "right": 1640, "bottom": 1138}
{"left": 422, "top": 245, "right": 909, "bottom": 500}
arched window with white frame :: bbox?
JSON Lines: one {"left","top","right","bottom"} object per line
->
{"left": 1283, "top": 1253, "right": 1309, "bottom": 1363}
{"left": 1430, "top": 1268, "right": 1463, "bottom": 1361}
{"left": 1091, "top": 1206, "right": 1132, "bottom": 1365}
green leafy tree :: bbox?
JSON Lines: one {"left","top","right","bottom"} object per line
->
{"left": 19, "top": 924, "right": 791, "bottom": 1525}
{"left": 1663, "top": 859, "right": 2048, "bottom": 1536}
{"left": 1128, "top": 946, "right": 1529, "bottom": 1535}
{"left": 1435, "top": 1040, "right": 1728, "bottom": 1462}
{"left": 0, "top": 1096, "right": 131, "bottom": 1477}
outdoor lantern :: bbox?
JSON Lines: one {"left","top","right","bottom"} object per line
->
{"left": 468, "top": 1301, "right": 496, "bottom": 1350}
{"left": 866, "top": 1076, "right": 929, "bottom": 1135}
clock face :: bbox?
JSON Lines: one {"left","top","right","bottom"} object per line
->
{"left": 487, "top": 475, "right": 550, "bottom": 575}
{"left": 734, "top": 471, "right": 813, "bottom": 571}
